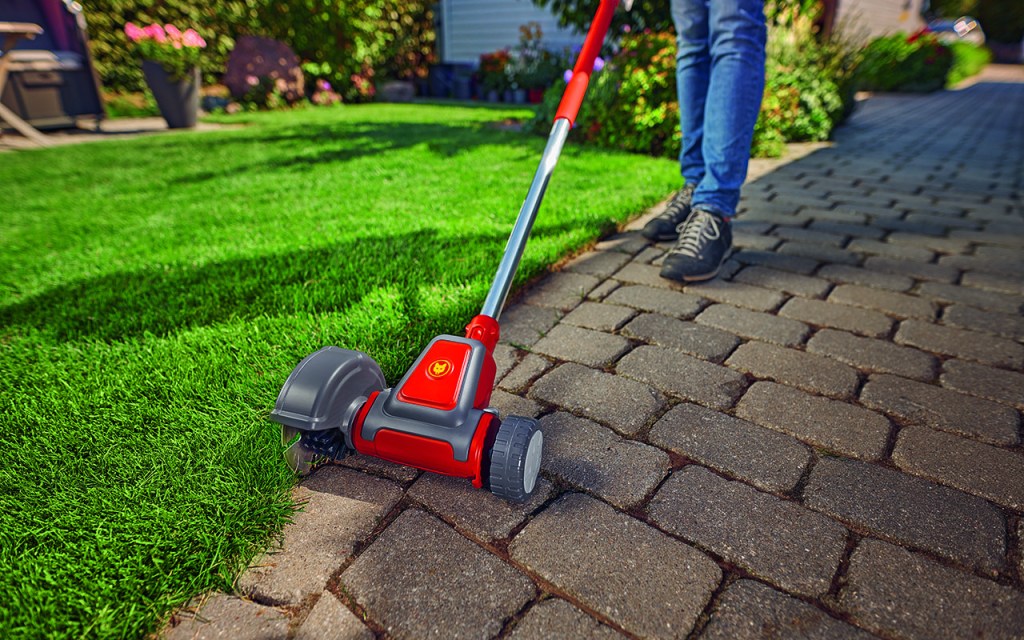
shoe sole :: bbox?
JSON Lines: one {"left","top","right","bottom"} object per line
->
{"left": 641, "top": 230, "right": 679, "bottom": 242}
{"left": 659, "top": 266, "right": 719, "bottom": 282}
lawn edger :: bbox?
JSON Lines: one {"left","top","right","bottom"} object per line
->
{"left": 269, "top": 0, "right": 623, "bottom": 502}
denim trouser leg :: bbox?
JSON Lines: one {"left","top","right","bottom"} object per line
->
{"left": 671, "top": 0, "right": 766, "bottom": 217}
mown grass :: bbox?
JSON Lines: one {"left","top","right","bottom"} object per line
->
{"left": 0, "top": 103, "right": 678, "bottom": 638}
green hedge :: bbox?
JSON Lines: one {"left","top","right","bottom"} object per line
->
{"left": 85, "top": 1, "right": 433, "bottom": 100}
{"left": 947, "top": 40, "right": 992, "bottom": 86}
{"left": 857, "top": 32, "right": 953, "bottom": 92}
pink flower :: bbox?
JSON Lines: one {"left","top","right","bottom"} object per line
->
{"left": 143, "top": 24, "right": 166, "bottom": 43}
{"left": 593, "top": 56, "right": 605, "bottom": 72}
{"left": 317, "top": 79, "right": 332, "bottom": 91}
{"left": 182, "top": 29, "right": 206, "bottom": 48}
{"left": 564, "top": 69, "right": 573, "bottom": 83}
{"left": 246, "top": 75, "right": 259, "bottom": 87}
{"left": 165, "top": 24, "right": 182, "bottom": 40}
{"left": 124, "top": 22, "right": 144, "bottom": 42}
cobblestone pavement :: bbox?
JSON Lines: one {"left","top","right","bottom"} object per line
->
{"left": 163, "top": 66, "right": 1024, "bottom": 639}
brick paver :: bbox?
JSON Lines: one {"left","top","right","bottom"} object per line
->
{"left": 649, "top": 466, "right": 847, "bottom": 597}
{"left": 510, "top": 493, "right": 721, "bottom": 639}
{"left": 175, "top": 69, "right": 1024, "bottom": 640}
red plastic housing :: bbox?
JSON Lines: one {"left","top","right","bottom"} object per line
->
{"left": 352, "top": 393, "right": 497, "bottom": 488}
{"left": 554, "top": 0, "right": 618, "bottom": 126}
{"left": 396, "top": 339, "right": 471, "bottom": 411}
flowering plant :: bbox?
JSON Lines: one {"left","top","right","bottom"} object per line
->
{"left": 124, "top": 23, "right": 206, "bottom": 80}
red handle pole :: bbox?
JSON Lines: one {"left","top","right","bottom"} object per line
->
{"left": 553, "top": 0, "right": 619, "bottom": 126}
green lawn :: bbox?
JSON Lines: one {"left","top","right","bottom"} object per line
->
{"left": 0, "top": 103, "right": 678, "bottom": 638}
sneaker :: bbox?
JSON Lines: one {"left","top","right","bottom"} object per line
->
{"left": 659, "top": 207, "right": 732, "bottom": 282}
{"left": 642, "top": 184, "right": 696, "bottom": 241}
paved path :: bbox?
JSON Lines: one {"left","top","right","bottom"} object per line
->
{"left": 164, "top": 66, "right": 1024, "bottom": 640}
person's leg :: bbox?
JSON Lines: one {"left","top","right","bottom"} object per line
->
{"left": 642, "top": 0, "right": 709, "bottom": 242}
{"left": 690, "top": 0, "right": 767, "bottom": 217}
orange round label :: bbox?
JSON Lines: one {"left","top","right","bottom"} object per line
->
{"left": 426, "top": 359, "right": 453, "bottom": 379}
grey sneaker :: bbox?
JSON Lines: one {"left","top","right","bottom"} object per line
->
{"left": 642, "top": 184, "right": 696, "bottom": 241}
{"left": 659, "top": 207, "right": 732, "bottom": 282}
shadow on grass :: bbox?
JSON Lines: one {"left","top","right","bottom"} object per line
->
{"left": 0, "top": 219, "right": 602, "bottom": 344}
{"left": 171, "top": 119, "right": 543, "bottom": 185}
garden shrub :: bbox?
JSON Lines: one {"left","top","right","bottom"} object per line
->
{"left": 946, "top": 40, "right": 992, "bottom": 86}
{"left": 857, "top": 31, "right": 953, "bottom": 92}
{"left": 84, "top": 1, "right": 434, "bottom": 101}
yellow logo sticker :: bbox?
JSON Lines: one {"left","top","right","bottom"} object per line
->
{"left": 427, "top": 359, "right": 453, "bottom": 379}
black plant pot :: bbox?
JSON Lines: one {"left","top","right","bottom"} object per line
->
{"left": 142, "top": 60, "right": 199, "bottom": 129}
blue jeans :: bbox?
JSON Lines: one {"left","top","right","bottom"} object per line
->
{"left": 671, "top": 0, "right": 766, "bottom": 217}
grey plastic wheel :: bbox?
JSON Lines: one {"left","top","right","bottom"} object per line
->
{"left": 271, "top": 347, "right": 385, "bottom": 476}
{"left": 488, "top": 416, "right": 543, "bottom": 502}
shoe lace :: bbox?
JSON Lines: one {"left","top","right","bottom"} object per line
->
{"left": 670, "top": 210, "right": 720, "bottom": 258}
{"left": 656, "top": 187, "right": 694, "bottom": 223}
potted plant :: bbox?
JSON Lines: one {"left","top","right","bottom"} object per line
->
{"left": 478, "top": 50, "right": 511, "bottom": 101}
{"left": 124, "top": 23, "right": 206, "bottom": 128}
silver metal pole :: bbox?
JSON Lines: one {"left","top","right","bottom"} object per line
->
{"left": 480, "top": 118, "right": 572, "bottom": 320}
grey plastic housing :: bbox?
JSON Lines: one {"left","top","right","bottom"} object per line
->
{"left": 360, "top": 335, "right": 487, "bottom": 462}
{"left": 269, "top": 347, "right": 386, "bottom": 441}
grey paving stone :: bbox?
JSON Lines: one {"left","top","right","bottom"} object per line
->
{"left": 604, "top": 283, "right": 706, "bottom": 319}
{"left": 801, "top": 207, "right": 868, "bottom": 224}
{"left": 828, "top": 284, "right": 937, "bottom": 320}
{"left": 804, "top": 458, "right": 1007, "bottom": 573}
{"left": 164, "top": 593, "right": 289, "bottom": 640}
{"left": 510, "top": 493, "right": 721, "bottom": 640}
{"left": 695, "top": 304, "right": 810, "bottom": 347}
{"left": 509, "top": 599, "right": 626, "bottom": 640}
{"left": 634, "top": 245, "right": 666, "bottom": 264}
{"left": 917, "top": 281, "right": 1024, "bottom": 315}
{"left": 539, "top": 412, "right": 670, "bottom": 509}
{"left": 682, "top": 279, "right": 789, "bottom": 313}
{"left": 493, "top": 343, "right": 519, "bottom": 385}
{"left": 732, "top": 265, "right": 832, "bottom": 298}
{"left": 815, "top": 264, "right": 914, "bottom": 292}
{"left": 893, "top": 425, "right": 1024, "bottom": 511}
{"left": 500, "top": 304, "right": 562, "bottom": 348}
{"left": 621, "top": 313, "right": 740, "bottom": 363}
{"left": 618, "top": 345, "right": 748, "bottom": 410}
{"left": 961, "top": 271, "right": 1024, "bottom": 296}
{"left": 807, "top": 329, "right": 936, "bottom": 381}
{"left": 732, "top": 249, "right": 821, "bottom": 275}
{"left": 735, "top": 382, "right": 890, "bottom": 460}
{"left": 941, "top": 359, "right": 1024, "bottom": 409}
{"left": 564, "top": 250, "right": 634, "bottom": 278}
{"left": 939, "top": 254, "right": 1024, "bottom": 277}
{"left": 885, "top": 232, "right": 972, "bottom": 254}
{"left": 860, "top": 373, "right": 1019, "bottom": 445}
{"left": 613, "top": 262, "right": 678, "bottom": 289}
{"left": 498, "top": 353, "right": 553, "bottom": 394}
{"left": 974, "top": 245, "right": 1024, "bottom": 261}
{"left": 527, "top": 272, "right": 601, "bottom": 311}
{"left": 895, "top": 319, "right": 1024, "bottom": 369}
{"left": 341, "top": 509, "right": 534, "bottom": 640}
{"left": 809, "top": 219, "right": 887, "bottom": 240}
{"left": 700, "top": 580, "right": 875, "bottom": 640}
{"left": 595, "top": 232, "right": 650, "bottom": 254}
{"left": 771, "top": 225, "right": 847, "bottom": 247}
{"left": 777, "top": 241, "right": 861, "bottom": 265}
{"left": 726, "top": 341, "right": 860, "bottom": 399}
{"left": 846, "top": 238, "right": 935, "bottom": 262}
{"left": 648, "top": 403, "right": 811, "bottom": 494}
{"left": 951, "top": 229, "right": 1024, "bottom": 249}
{"left": 531, "top": 324, "right": 631, "bottom": 368}
{"left": 489, "top": 388, "right": 543, "bottom": 420}
{"left": 295, "top": 593, "right": 373, "bottom": 640}
{"left": 863, "top": 256, "right": 959, "bottom": 283}
{"left": 586, "top": 278, "right": 620, "bottom": 302}
{"left": 733, "top": 231, "right": 782, "bottom": 251}
{"left": 839, "top": 539, "right": 1024, "bottom": 640}
{"left": 238, "top": 468, "right": 404, "bottom": 605}
{"left": 407, "top": 472, "right": 554, "bottom": 542}
{"left": 650, "top": 466, "right": 847, "bottom": 596}
{"left": 944, "top": 304, "right": 1024, "bottom": 340}
{"left": 530, "top": 362, "right": 662, "bottom": 436}
{"left": 905, "top": 212, "right": 979, "bottom": 229}
{"left": 561, "top": 301, "right": 636, "bottom": 332}
{"left": 339, "top": 454, "right": 420, "bottom": 484}
{"left": 779, "top": 297, "right": 893, "bottom": 338}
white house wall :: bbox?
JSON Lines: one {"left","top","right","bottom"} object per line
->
{"left": 835, "top": 0, "right": 927, "bottom": 42}
{"left": 440, "top": 0, "right": 583, "bottom": 65}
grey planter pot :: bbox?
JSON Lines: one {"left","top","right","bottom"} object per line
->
{"left": 142, "top": 60, "right": 199, "bottom": 129}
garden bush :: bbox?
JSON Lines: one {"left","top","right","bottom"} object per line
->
{"left": 857, "top": 31, "right": 954, "bottom": 92}
{"left": 85, "top": 1, "right": 434, "bottom": 101}
{"left": 947, "top": 40, "right": 992, "bottom": 86}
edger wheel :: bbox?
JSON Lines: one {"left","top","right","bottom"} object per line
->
{"left": 488, "top": 416, "right": 543, "bottom": 502}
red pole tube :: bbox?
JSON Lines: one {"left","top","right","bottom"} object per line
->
{"left": 553, "top": 0, "right": 619, "bottom": 126}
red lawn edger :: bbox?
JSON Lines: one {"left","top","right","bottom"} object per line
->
{"left": 269, "top": 0, "right": 624, "bottom": 502}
